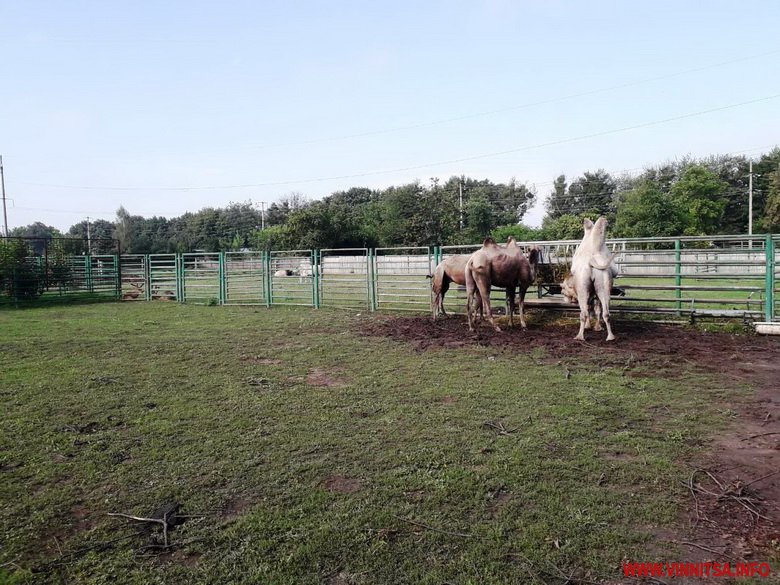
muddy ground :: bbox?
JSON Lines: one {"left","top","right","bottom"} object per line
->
{"left": 360, "top": 314, "right": 780, "bottom": 569}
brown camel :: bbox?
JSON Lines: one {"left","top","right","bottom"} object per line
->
{"left": 429, "top": 254, "right": 481, "bottom": 319}
{"left": 465, "top": 237, "right": 540, "bottom": 332}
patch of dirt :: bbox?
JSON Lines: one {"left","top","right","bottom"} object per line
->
{"left": 221, "top": 497, "right": 253, "bottom": 522}
{"left": 358, "top": 316, "right": 780, "bottom": 390}
{"left": 439, "top": 395, "right": 458, "bottom": 405}
{"left": 307, "top": 368, "right": 349, "bottom": 388}
{"left": 359, "top": 314, "right": 780, "bottom": 562}
{"left": 322, "top": 475, "right": 362, "bottom": 494}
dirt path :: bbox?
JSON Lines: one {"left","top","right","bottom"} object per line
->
{"left": 359, "top": 315, "right": 780, "bottom": 566}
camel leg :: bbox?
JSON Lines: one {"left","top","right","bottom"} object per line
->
{"left": 575, "top": 287, "right": 590, "bottom": 341}
{"left": 476, "top": 278, "right": 498, "bottom": 332}
{"left": 517, "top": 286, "right": 528, "bottom": 328}
{"left": 505, "top": 288, "right": 515, "bottom": 328}
{"left": 592, "top": 296, "right": 603, "bottom": 331}
{"left": 595, "top": 282, "right": 615, "bottom": 341}
{"left": 439, "top": 278, "right": 449, "bottom": 317}
{"left": 465, "top": 267, "right": 477, "bottom": 331}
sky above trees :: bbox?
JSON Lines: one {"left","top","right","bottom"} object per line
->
{"left": 1, "top": 1, "right": 779, "bottom": 231}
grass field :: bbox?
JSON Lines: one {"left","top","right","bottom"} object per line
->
{"left": 0, "top": 303, "right": 766, "bottom": 584}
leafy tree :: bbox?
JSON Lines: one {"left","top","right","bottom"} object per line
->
{"left": 250, "top": 226, "right": 288, "bottom": 251}
{"left": 755, "top": 148, "right": 780, "bottom": 230}
{"left": 567, "top": 170, "right": 617, "bottom": 217}
{"left": 670, "top": 165, "right": 728, "bottom": 235}
{"left": 545, "top": 175, "right": 569, "bottom": 219}
{"left": 68, "top": 219, "right": 116, "bottom": 253}
{"left": 265, "top": 192, "right": 309, "bottom": 226}
{"left": 614, "top": 180, "right": 688, "bottom": 237}
{"left": 8, "top": 222, "right": 62, "bottom": 254}
{"left": 464, "top": 195, "right": 493, "bottom": 240}
{"left": 763, "top": 165, "right": 780, "bottom": 231}
{"left": 491, "top": 223, "right": 543, "bottom": 242}
{"left": 541, "top": 213, "right": 598, "bottom": 240}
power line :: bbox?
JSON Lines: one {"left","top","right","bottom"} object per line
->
{"left": 16, "top": 93, "right": 780, "bottom": 193}
{"left": 137, "top": 47, "right": 780, "bottom": 156}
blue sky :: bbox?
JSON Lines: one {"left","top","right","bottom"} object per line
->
{"left": 1, "top": 0, "right": 779, "bottom": 231}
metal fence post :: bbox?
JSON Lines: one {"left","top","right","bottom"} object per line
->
{"left": 312, "top": 249, "right": 320, "bottom": 309}
{"left": 366, "top": 249, "right": 373, "bottom": 311}
{"left": 674, "top": 239, "right": 681, "bottom": 314}
{"left": 369, "top": 248, "right": 377, "bottom": 311}
{"left": 218, "top": 252, "right": 226, "bottom": 305}
{"left": 113, "top": 254, "right": 120, "bottom": 299}
{"left": 85, "top": 255, "right": 94, "bottom": 293}
{"left": 766, "top": 234, "right": 775, "bottom": 322}
{"left": 264, "top": 251, "right": 272, "bottom": 307}
{"left": 176, "top": 253, "right": 185, "bottom": 303}
{"left": 144, "top": 255, "right": 151, "bottom": 301}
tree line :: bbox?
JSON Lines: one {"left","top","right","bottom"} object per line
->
{"left": 8, "top": 147, "right": 780, "bottom": 253}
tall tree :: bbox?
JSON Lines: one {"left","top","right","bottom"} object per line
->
{"left": 545, "top": 175, "right": 569, "bottom": 219}
{"left": 614, "top": 180, "right": 688, "bottom": 237}
{"left": 670, "top": 165, "right": 728, "bottom": 235}
{"left": 763, "top": 164, "right": 780, "bottom": 231}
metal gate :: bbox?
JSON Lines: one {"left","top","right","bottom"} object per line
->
{"left": 373, "top": 247, "right": 433, "bottom": 312}
{"left": 223, "top": 251, "right": 266, "bottom": 305}
{"left": 269, "top": 250, "right": 316, "bottom": 307}
{"left": 319, "top": 248, "right": 371, "bottom": 310}
{"left": 181, "top": 253, "right": 221, "bottom": 304}
{"left": 148, "top": 254, "right": 179, "bottom": 301}
{"left": 120, "top": 255, "right": 149, "bottom": 301}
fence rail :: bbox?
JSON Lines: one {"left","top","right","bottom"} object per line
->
{"left": 3, "top": 233, "right": 778, "bottom": 321}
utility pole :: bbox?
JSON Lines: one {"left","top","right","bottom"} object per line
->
{"left": 86, "top": 216, "right": 92, "bottom": 255}
{"left": 0, "top": 155, "right": 8, "bottom": 237}
{"left": 459, "top": 177, "right": 464, "bottom": 230}
{"left": 748, "top": 161, "right": 753, "bottom": 249}
{"left": 748, "top": 161, "right": 753, "bottom": 235}
{"left": 260, "top": 202, "right": 266, "bottom": 230}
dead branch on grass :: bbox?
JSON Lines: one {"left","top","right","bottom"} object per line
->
{"left": 482, "top": 420, "right": 516, "bottom": 435}
{"left": 742, "top": 431, "right": 780, "bottom": 441}
{"left": 108, "top": 513, "right": 170, "bottom": 547}
{"left": 686, "top": 468, "right": 771, "bottom": 527}
{"left": 392, "top": 515, "right": 472, "bottom": 538}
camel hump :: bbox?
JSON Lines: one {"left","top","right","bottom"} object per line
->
{"left": 482, "top": 237, "right": 497, "bottom": 247}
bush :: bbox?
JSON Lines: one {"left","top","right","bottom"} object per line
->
{"left": 0, "top": 239, "right": 43, "bottom": 300}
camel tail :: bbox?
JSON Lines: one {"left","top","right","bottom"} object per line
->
{"left": 589, "top": 252, "right": 615, "bottom": 271}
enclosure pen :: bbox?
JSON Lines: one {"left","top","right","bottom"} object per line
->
{"left": 2, "top": 234, "right": 779, "bottom": 323}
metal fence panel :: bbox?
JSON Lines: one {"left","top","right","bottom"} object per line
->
{"left": 319, "top": 248, "right": 370, "bottom": 310}
{"left": 224, "top": 251, "right": 266, "bottom": 305}
{"left": 120, "top": 255, "right": 149, "bottom": 301}
{"left": 269, "top": 250, "right": 315, "bottom": 307}
{"left": 373, "top": 247, "right": 433, "bottom": 312}
{"left": 181, "top": 253, "right": 221, "bottom": 304}
{"left": 148, "top": 254, "right": 178, "bottom": 301}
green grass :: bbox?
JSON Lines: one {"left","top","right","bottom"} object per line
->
{"left": 0, "top": 303, "right": 756, "bottom": 584}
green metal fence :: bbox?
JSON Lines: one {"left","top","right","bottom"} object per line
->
{"left": 107, "top": 234, "right": 780, "bottom": 322}
{"left": 269, "top": 250, "right": 316, "bottom": 307}
{"left": 372, "top": 247, "right": 434, "bottom": 312}
{"left": 223, "top": 251, "right": 266, "bottom": 306}
{"left": 319, "top": 248, "right": 371, "bottom": 310}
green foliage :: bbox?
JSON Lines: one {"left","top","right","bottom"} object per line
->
{"left": 0, "top": 239, "right": 43, "bottom": 300}
{"left": 491, "top": 223, "right": 543, "bottom": 242}
{"left": 541, "top": 213, "right": 598, "bottom": 240}
{"left": 670, "top": 165, "right": 728, "bottom": 235}
{"left": 613, "top": 180, "right": 688, "bottom": 238}
{"left": 463, "top": 195, "right": 493, "bottom": 240}
{"left": 764, "top": 165, "right": 780, "bottom": 231}
{"left": 546, "top": 171, "right": 616, "bottom": 220}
